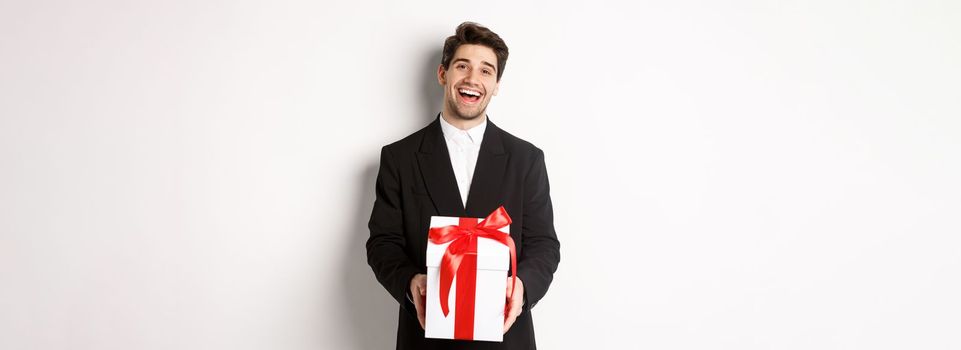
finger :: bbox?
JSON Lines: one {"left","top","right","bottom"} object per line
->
{"left": 508, "top": 296, "right": 522, "bottom": 318}
{"left": 417, "top": 294, "right": 427, "bottom": 314}
{"left": 418, "top": 309, "right": 425, "bottom": 329}
{"left": 416, "top": 302, "right": 426, "bottom": 329}
{"left": 503, "top": 314, "right": 516, "bottom": 333}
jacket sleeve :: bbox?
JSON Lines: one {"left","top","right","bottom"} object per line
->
{"left": 366, "top": 146, "right": 423, "bottom": 308}
{"left": 515, "top": 148, "right": 561, "bottom": 310}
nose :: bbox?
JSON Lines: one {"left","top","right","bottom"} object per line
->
{"left": 463, "top": 68, "right": 481, "bottom": 85}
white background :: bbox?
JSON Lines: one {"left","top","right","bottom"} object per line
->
{"left": 2, "top": 1, "right": 959, "bottom": 349}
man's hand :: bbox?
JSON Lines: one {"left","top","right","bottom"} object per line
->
{"left": 410, "top": 273, "right": 427, "bottom": 329}
{"left": 504, "top": 276, "right": 525, "bottom": 334}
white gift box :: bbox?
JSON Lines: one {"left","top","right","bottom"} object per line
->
{"left": 425, "top": 215, "right": 509, "bottom": 342}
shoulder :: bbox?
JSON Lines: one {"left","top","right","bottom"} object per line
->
{"left": 380, "top": 122, "right": 432, "bottom": 155}
{"left": 496, "top": 123, "right": 545, "bottom": 161}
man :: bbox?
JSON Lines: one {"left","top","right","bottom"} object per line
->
{"left": 367, "top": 22, "right": 560, "bottom": 350}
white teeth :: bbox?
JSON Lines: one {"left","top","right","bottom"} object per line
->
{"left": 459, "top": 89, "right": 481, "bottom": 97}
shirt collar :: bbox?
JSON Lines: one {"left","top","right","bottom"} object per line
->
{"left": 439, "top": 113, "right": 487, "bottom": 145}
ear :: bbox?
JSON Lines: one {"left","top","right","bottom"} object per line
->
{"left": 437, "top": 64, "right": 447, "bottom": 86}
{"left": 492, "top": 80, "right": 500, "bottom": 96}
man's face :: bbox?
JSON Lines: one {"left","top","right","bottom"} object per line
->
{"left": 438, "top": 44, "right": 500, "bottom": 121}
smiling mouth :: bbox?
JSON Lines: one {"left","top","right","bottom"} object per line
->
{"left": 457, "top": 88, "right": 482, "bottom": 104}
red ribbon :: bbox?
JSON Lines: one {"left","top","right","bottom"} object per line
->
{"left": 429, "top": 206, "right": 517, "bottom": 340}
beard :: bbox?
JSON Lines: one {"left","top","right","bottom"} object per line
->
{"left": 445, "top": 93, "right": 487, "bottom": 120}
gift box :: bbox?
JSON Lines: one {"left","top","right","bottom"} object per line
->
{"left": 424, "top": 206, "right": 517, "bottom": 342}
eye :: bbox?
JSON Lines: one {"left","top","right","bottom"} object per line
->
{"left": 456, "top": 63, "right": 467, "bottom": 70}
{"left": 482, "top": 69, "right": 493, "bottom": 75}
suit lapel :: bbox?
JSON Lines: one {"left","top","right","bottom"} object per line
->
{"left": 416, "top": 115, "right": 467, "bottom": 217}
{"left": 415, "top": 114, "right": 510, "bottom": 218}
{"left": 465, "top": 119, "right": 508, "bottom": 217}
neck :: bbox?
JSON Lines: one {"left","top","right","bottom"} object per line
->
{"left": 440, "top": 109, "right": 487, "bottom": 130}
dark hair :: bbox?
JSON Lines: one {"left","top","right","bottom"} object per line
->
{"left": 441, "top": 22, "right": 509, "bottom": 81}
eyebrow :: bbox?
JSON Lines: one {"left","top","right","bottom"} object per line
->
{"left": 452, "top": 58, "right": 497, "bottom": 72}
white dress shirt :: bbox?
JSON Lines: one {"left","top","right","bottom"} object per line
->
{"left": 439, "top": 114, "right": 487, "bottom": 208}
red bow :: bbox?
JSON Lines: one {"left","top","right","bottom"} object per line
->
{"left": 429, "top": 206, "right": 517, "bottom": 339}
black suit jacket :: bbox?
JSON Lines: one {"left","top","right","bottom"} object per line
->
{"left": 367, "top": 115, "right": 561, "bottom": 350}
